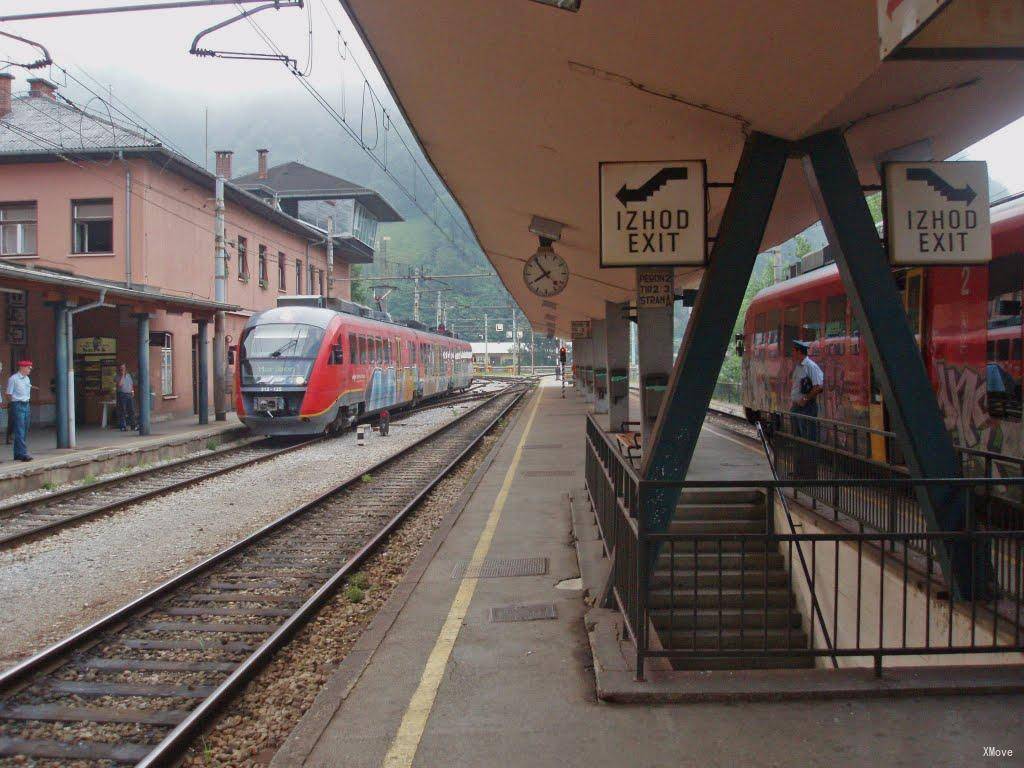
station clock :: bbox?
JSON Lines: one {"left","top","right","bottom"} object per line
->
{"left": 523, "top": 243, "right": 569, "bottom": 297}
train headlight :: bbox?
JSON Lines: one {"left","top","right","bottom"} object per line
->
{"left": 294, "top": 376, "right": 306, "bottom": 385}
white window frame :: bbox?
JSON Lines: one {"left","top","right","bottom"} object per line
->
{"left": 160, "top": 334, "right": 174, "bottom": 396}
{"left": 0, "top": 202, "right": 37, "bottom": 257}
{"left": 72, "top": 198, "right": 113, "bottom": 255}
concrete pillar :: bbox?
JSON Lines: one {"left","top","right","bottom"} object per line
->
{"left": 577, "top": 337, "right": 593, "bottom": 402}
{"left": 592, "top": 318, "right": 608, "bottom": 414}
{"left": 136, "top": 314, "right": 151, "bottom": 436}
{"left": 636, "top": 268, "right": 675, "bottom": 446}
{"left": 605, "top": 300, "right": 630, "bottom": 431}
{"left": 53, "top": 302, "right": 70, "bottom": 449}
{"left": 197, "top": 318, "right": 209, "bottom": 425}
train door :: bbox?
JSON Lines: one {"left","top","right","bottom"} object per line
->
{"left": 868, "top": 268, "right": 925, "bottom": 462}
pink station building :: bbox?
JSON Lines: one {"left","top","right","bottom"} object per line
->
{"left": 0, "top": 74, "right": 400, "bottom": 445}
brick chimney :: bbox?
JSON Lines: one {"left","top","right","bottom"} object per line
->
{"left": 0, "top": 74, "right": 13, "bottom": 118}
{"left": 214, "top": 150, "right": 233, "bottom": 179}
{"left": 27, "top": 77, "right": 56, "bottom": 100}
{"left": 257, "top": 148, "right": 269, "bottom": 180}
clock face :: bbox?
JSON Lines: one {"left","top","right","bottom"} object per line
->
{"left": 523, "top": 248, "right": 569, "bottom": 297}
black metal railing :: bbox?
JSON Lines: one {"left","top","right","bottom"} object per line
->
{"left": 585, "top": 415, "right": 1024, "bottom": 680}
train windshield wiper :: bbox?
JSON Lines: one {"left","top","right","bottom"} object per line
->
{"left": 268, "top": 338, "right": 299, "bottom": 358}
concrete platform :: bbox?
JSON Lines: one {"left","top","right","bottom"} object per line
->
{"left": 273, "top": 380, "right": 1024, "bottom": 768}
{"left": 0, "top": 413, "right": 247, "bottom": 498}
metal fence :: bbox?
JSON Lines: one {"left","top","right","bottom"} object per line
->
{"left": 713, "top": 379, "right": 743, "bottom": 405}
{"left": 585, "top": 415, "right": 1024, "bottom": 680}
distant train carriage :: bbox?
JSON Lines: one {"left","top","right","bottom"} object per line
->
{"left": 740, "top": 199, "right": 1024, "bottom": 462}
{"left": 235, "top": 297, "right": 472, "bottom": 436}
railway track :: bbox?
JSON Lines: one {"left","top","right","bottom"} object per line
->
{"left": 0, "top": 388, "right": 500, "bottom": 551}
{"left": 0, "top": 385, "right": 526, "bottom": 767}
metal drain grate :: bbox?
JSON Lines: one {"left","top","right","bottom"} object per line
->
{"left": 524, "top": 443, "right": 564, "bottom": 450}
{"left": 451, "top": 557, "right": 548, "bottom": 579}
{"left": 489, "top": 603, "right": 557, "bottom": 623}
{"left": 521, "top": 470, "right": 575, "bottom": 477}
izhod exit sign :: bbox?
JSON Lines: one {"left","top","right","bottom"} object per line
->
{"left": 884, "top": 161, "right": 991, "bottom": 266}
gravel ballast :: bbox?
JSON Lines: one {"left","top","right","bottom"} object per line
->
{"left": 0, "top": 398, "right": 494, "bottom": 669}
{"left": 178, "top": 398, "right": 522, "bottom": 767}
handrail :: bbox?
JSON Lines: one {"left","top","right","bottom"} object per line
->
{"left": 755, "top": 421, "right": 838, "bottom": 668}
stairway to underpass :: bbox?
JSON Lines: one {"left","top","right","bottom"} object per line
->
{"left": 649, "top": 489, "right": 814, "bottom": 670}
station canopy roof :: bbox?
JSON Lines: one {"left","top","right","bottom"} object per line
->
{"left": 339, "top": 1, "right": 1024, "bottom": 336}
{"left": 0, "top": 261, "right": 239, "bottom": 320}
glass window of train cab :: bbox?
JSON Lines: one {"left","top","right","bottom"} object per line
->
{"left": 826, "top": 295, "right": 847, "bottom": 353}
{"left": 765, "top": 309, "right": 779, "bottom": 351}
{"left": 782, "top": 305, "right": 799, "bottom": 351}
{"left": 849, "top": 306, "right": 861, "bottom": 355}
{"left": 753, "top": 313, "right": 765, "bottom": 354}
{"left": 384, "top": 339, "right": 391, "bottom": 364}
{"left": 359, "top": 335, "right": 367, "bottom": 364}
{"left": 802, "top": 300, "right": 822, "bottom": 343}
{"left": 408, "top": 341, "right": 415, "bottom": 367}
{"left": 348, "top": 333, "right": 357, "bottom": 362}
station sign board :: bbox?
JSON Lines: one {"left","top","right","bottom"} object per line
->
{"left": 570, "top": 320, "right": 592, "bottom": 340}
{"left": 599, "top": 160, "right": 707, "bottom": 268}
{"left": 883, "top": 161, "right": 991, "bottom": 265}
{"left": 879, "top": 0, "right": 1024, "bottom": 60}
{"left": 636, "top": 268, "right": 674, "bottom": 308}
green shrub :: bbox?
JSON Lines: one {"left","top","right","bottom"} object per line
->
{"left": 344, "top": 585, "right": 365, "bottom": 603}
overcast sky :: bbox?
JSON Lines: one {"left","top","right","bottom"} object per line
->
{"left": 1, "top": 1, "right": 1023, "bottom": 198}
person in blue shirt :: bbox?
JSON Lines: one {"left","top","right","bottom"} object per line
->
{"left": 6, "top": 360, "right": 33, "bottom": 462}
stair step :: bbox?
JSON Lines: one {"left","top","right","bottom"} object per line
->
{"left": 674, "top": 502, "right": 764, "bottom": 522}
{"left": 656, "top": 551, "right": 784, "bottom": 570}
{"left": 656, "top": 539, "right": 775, "bottom": 553}
{"left": 650, "top": 569, "right": 789, "bottom": 589}
{"left": 656, "top": 628, "right": 809, "bottom": 651}
{"left": 648, "top": 588, "right": 793, "bottom": 609}
{"left": 651, "top": 607, "right": 803, "bottom": 630}
{"left": 668, "top": 654, "right": 815, "bottom": 671}
{"left": 668, "top": 519, "right": 766, "bottom": 535}
{"left": 680, "top": 489, "right": 763, "bottom": 505}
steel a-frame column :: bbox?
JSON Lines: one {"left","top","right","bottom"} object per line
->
{"left": 640, "top": 132, "right": 790, "bottom": 538}
{"left": 802, "top": 129, "right": 990, "bottom": 599}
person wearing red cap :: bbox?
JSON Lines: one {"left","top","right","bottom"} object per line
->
{"left": 6, "top": 360, "right": 33, "bottom": 461}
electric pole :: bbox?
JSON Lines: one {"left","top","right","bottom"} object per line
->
{"left": 326, "top": 216, "right": 334, "bottom": 299}
{"left": 483, "top": 313, "right": 489, "bottom": 372}
{"left": 412, "top": 267, "right": 421, "bottom": 323}
{"left": 511, "top": 307, "right": 519, "bottom": 375}
{"left": 213, "top": 176, "right": 227, "bottom": 421}
{"left": 530, "top": 328, "right": 535, "bottom": 375}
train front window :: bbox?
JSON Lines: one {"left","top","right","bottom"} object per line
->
{"left": 240, "top": 323, "right": 325, "bottom": 386}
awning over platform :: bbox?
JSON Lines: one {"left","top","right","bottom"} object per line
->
{"left": 0, "top": 261, "right": 239, "bottom": 319}
{"left": 339, "top": 1, "right": 1024, "bottom": 335}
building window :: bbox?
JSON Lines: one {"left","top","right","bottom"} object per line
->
{"left": 72, "top": 199, "right": 113, "bottom": 254}
{"left": 160, "top": 334, "right": 174, "bottom": 396}
{"left": 237, "top": 236, "right": 249, "bottom": 281}
{"left": 352, "top": 201, "right": 379, "bottom": 246}
{"left": 308, "top": 263, "right": 316, "bottom": 295}
{"left": 0, "top": 203, "right": 37, "bottom": 257}
{"left": 278, "top": 252, "right": 286, "bottom": 292}
{"left": 296, "top": 259, "right": 303, "bottom": 293}
{"left": 318, "top": 269, "right": 325, "bottom": 296}
{"left": 258, "top": 244, "right": 268, "bottom": 288}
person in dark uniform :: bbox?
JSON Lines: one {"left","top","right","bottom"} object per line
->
{"left": 558, "top": 346, "right": 567, "bottom": 380}
{"left": 790, "top": 340, "right": 824, "bottom": 478}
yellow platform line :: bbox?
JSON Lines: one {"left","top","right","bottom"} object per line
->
{"left": 382, "top": 386, "right": 544, "bottom": 768}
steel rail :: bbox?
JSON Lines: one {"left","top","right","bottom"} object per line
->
{"left": 0, "top": 386, "right": 526, "bottom": 766}
{"left": 138, "top": 386, "right": 526, "bottom": 767}
{"left": 0, "top": 389, "right": 493, "bottom": 550}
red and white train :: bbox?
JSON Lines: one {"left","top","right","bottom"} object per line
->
{"left": 235, "top": 297, "right": 473, "bottom": 436}
{"left": 740, "top": 198, "right": 1024, "bottom": 462}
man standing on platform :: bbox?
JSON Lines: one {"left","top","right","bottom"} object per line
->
{"left": 790, "top": 340, "right": 823, "bottom": 479}
{"left": 6, "top": 360, "right": 33, "bottom": 462}
{"left": 115, "top": 363, "right": 136, "bottom": 432}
